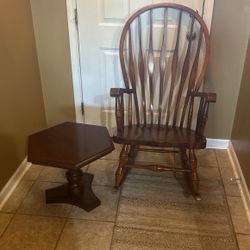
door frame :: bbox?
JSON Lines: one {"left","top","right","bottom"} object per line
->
{"left": 66, "top": 0, "right": 214, "bottom": 123}
{"left": 66, "top": 0, "right": 84, "bottom": 123}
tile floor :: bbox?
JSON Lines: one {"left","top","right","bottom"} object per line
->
{"left": 0, "top": 145, "right": 250, "bottom": 250}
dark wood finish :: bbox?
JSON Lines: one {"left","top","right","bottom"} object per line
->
{"left": 110, "top": 3, "right": 216, "bottom": 200}
{"left": 113, "top": 125, "right": 206, "bottom": 148}
{"left": 113, "top": 144, "right": 130, "bottom": 191}
{"left": 138, "top": 16, "right": 147, "bottom": 125}
{"left": 173, "top": 15, "right": 195, "bottom": 127}
{"left": 158, "top": 8, "right": 168, "bottom": 125}
{"left": 28, "top": 122, "right": 114, "bottom": 211}
{"left": 189, "top": 149, "right": 200, "bottom": 200}
{"left": 148, "top": 10, "right": 154, "bottom": 125}
{"left": 46, "top": 171, "right": 100, "bottom": 212}
{"left": 128, "top": 29, "right": 140, "bottom": 125}
{"left": 166, "top": 10, "right": 182, "bottom": 126}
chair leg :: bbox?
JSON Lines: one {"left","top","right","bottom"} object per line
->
{"left": 128, "top": 145, "right": 138, "bottom": 162}
{"left": 188, "top": 149, "right": 201, "bottom": 200}
{"left": 180, "top": 148, "right": 188, "bottom": 167}
{"left": 113, "top": 145, "right": 130, "bottom": 191}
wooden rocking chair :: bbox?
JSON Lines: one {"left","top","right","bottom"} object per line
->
{"left": 110, "top": 3, "right": 216, "bottom": 200}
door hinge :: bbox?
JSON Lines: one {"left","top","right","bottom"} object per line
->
{"left": 74, "top": 8, "right": 78, "bottom": 27}
{"left": 81, "top": 101, "right": 85, "bottom": 116}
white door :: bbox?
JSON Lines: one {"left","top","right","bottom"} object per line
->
{"left": 75, "top": 0, "right": 214, "bottom": 130}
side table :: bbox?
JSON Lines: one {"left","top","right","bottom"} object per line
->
{"left": 28, "top": 122, "right": 114, "bottom": 212}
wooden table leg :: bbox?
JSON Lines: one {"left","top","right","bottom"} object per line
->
{"left": 45, "top": 168, "right": 101, "bottom": 212}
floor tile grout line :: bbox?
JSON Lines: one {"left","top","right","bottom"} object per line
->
{"left": 54, "top": 217, "right": 68, "bottom": 250}
{"left": 14, "top": 180, "right": 37, "bottom": 214}
{"left": 0, "top": 211, "right": 14, "bottom": 215}
{"left": 9, "top": 172, "right": 118, "bottom": 222}
{"left": 107, "top": 148, "right": 240, "bottom": 249}
{"left": 215, "top": 149, "right": 240, "bottom": 249}
{"left": 110, "top": 185, "right": 123, "bottom": 249}
{"left": 0, "top": 212, "right": 68, "bottom": 243}
{"left": 8, "top": 212, "right": 69, "bottom": 220}
{"left": 13, "top": 210, "right": 117, "bottom": 224}
{"left": 91, "top": 184, "right": 115, "bottom": 188}
{"left": 235, "top": 232, "right": 250, "bottom": 236}
{"left": 67, "top": 217, "right": 115, "bottom": 224}
{"left": 38, "top": 180, "right": 68, "bottom": 184}
{"left": 226, "top": 194, "right": 243, "bottom": 198}
{"left": 1, "top": 166, "right": 50, "bottom": 216}
{"left": 22, "top": 166, "right": 43, "bottom": 182}
{"left": 2, "top": 148, "right": 241, "bottom": 249}
{"left": 54, "top": 205, "right": 74, "bottom": 250}
{"left": 13, "top": 179, "right": 71, "bottom": 218}
{"left": 0, "top": 212, "right": 15, "bottom": 241}
{"left": 0, "top": 179, "right": 37, "bottom": 215}
{"left": 66, "top": 217, "right": 116, "bottom": 224}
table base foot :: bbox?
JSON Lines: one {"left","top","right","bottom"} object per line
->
{"left": 45, "top": 172, "right": 100, "bottom": 212}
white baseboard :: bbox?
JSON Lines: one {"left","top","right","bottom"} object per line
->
{"left": 0, "top": 157, "right": 31, "bottom": 210}
{"left": 205, "top": 139, "right": 250, "bottom": 223}
{"left": 228, "top": 141, "right": 250, "bottom": 224}
{"left": 206, "top": 138, "right": 230, "bottom": 149}
{"left": 0, "top": 139, "right": 249, "bottom": 224}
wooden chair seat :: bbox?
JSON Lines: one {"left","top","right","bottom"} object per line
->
{"left": 113, "top": 126, "right": 206, "bottom": 149}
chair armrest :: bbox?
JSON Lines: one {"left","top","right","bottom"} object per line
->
{"left": 110, "top": 88, "right": 133, "bottom": 97}
{"left": 189, "top": 92, "right": 216, "bottom": 103}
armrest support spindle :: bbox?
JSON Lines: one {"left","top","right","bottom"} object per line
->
{"left": 110, "top": 88, "right": 133, "bottom": 133}
{"left": 189, "top": 92, "right": 216, "bottom": 135}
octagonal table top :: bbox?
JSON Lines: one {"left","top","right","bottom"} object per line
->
{"left": 28, "top": 122, "right": 114, "bottom": 169}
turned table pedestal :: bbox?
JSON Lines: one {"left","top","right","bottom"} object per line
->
{"left": 28, "top": 122, "right": 114, "bottom": 212}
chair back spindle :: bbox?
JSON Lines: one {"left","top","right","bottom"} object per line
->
{"left": 112, "top": 3, "right": 216, "bottom": 199}
{"left": 119, "top": 3, "right": 210, "bottom": 130}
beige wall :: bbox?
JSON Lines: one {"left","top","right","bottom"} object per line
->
{"left": 205, "top": 0, "right": 250, "bottom": 138}
{"left": 20, "top": 0, "right": 250, "bottom": 140}
{"left": 0, "top": 0, "right": 46, "bottom": 190}
{"left": 28, "top": 0, "right": 250, "bottom": 139}
{"left": 231, "top": 37, "right": 250, "bottom": 190}
{"left": 30, "top": 0, "right": 76, "bottom": 126}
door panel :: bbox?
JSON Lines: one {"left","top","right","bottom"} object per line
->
{"left": 103, "top": 0, "right": 128, "bottom": 19}
{"left": 77, "top": 0, "right": 212, "bottom": 130}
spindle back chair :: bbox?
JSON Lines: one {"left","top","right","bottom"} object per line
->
{"left": 110, "top": 3, "right": 216, "bottom": 200}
